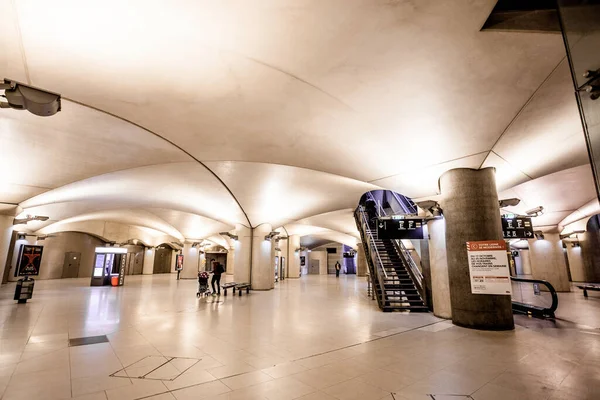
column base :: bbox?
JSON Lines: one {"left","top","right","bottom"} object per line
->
{"left": 452, "top": 306, "right": 514, "bottom": 331}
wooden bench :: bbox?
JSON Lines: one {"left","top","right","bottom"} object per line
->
{"left": 221, "top": 282, "right": 237, "bottom": 296}
{"left": 577, "top": 285, "right": 600, "bottom": 297}
{"left": 234, "top": 283, "right": 251, "bottom": 296}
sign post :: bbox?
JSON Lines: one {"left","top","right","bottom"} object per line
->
{"left": 377, "top": 217, "right": 425, "bottom": 240}
{"left": 501, "top": 215, "right": 534, "bottom": 239}
{"left": 466, "top": 240, "right": 512, "bottom": 295}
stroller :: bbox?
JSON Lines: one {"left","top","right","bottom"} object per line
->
{"left": 196, "top": 271, "right": 210, "bottom": 298}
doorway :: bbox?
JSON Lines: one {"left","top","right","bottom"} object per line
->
{"left": 153, "top": 247, "right": 172, "bottom": 274}
{"left": 62, "top": 252, "right": 81, "bottom": 278}
{"left": 309, "top": 259, "right": 320, "bottom": 274}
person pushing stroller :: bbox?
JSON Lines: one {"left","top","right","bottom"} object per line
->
{"left": 210, "top": 260, "right": 225, "bottom": 296}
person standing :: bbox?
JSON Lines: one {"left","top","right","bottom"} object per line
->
{"left": 335, "top": 261, "right": 341, "bottom": 278}
{"left": 211, "top": 261, "right": 224, "bottom": 295}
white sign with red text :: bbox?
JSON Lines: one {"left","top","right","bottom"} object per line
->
{"left": 466, "top": 240, "right": 511, "bottom": 295}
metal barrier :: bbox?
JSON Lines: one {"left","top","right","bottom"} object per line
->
{"left": 511, "top": 277, "right": 558, "bottom": 318}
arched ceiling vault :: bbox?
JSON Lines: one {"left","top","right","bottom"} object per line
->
{"left": 0, "top": 0, "right": 596, "bottom": 240}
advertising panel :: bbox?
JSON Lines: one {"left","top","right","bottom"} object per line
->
{"left": 17, "top": 245, "right": 44, "bottom": 276}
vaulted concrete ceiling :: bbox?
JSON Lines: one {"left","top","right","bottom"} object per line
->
{"left": 0, "top": 0, "right": 595, "bottom": 243}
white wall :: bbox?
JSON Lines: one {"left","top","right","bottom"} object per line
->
{"left": 8, "top": 232, "right": 104, "bottom": 281}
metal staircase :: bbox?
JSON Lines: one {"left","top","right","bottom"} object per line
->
{"left": 355, "top": 206, "right": 428, "bottom": 312}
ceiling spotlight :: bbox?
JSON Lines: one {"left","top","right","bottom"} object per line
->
{"left": 13, "top": 215, "right": 50, "bottom": 225}
{"left": 526, "top": 206, "right": 544, "bottom": 217}
{"left": 17, "top": 233, "right": 27, "bottom": 240}
{"left": 0, "top": 79, "right": 61, "bottom": 117}
{"left": 499, "top": 198, "right": 520, "bottom": 207}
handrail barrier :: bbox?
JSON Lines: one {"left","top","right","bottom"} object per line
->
{"left": 510, "top": 277, "right": 558, "bottom": 318}
{"left": 392, "top": 239, "right": 426, "bottom": 305}
{"left": 355, "top": 206, "right": 388, "bottom": 308}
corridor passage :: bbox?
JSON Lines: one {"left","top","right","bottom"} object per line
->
{"left": 0, "top": 275, "right": 598, "bottom": 400}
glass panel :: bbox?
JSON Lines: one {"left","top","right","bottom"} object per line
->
{"left": 558, "top": 0, "right": 600, "bottom": 198}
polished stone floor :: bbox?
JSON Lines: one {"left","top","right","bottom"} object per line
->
{"left": 0, "top": 274, "right": 599, "bottom": 400}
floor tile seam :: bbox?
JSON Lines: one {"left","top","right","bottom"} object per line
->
{"left": 291, "top": 320, "right": 444, "bottom": 364}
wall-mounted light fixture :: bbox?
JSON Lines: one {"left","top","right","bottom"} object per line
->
{"left": 264, "top": 231, "right": 279, "bottom": 241}
{"left": 560, "top": 230, "right": 585, "bottom": 240}
{"left": 416, "top": 200, "right": 442, "bottom": 217}
{"left": 0, "top": 79, "right": 61, "bottom": 117}
{"left": 13, "top": 215, "right": 49, "bottom": 225}
{"left": 17, "top": 232, "right": 27, "bottom": 240}
{"left": 534, "top": 230, "right": 545, "bottom": 240}
{"left": 499, "top": 198, "right": 520, "bottom": 207}
{"left": 526, "top": 206, "right": 544, "bottom": 217}
{"left": 219, "top": 232, "right": 239, "bottom": 241}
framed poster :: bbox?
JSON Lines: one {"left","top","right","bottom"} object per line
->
{"left": 17, "top": 245, "right": 44, "bottom": 276}
{"left": 466, "top": 240, "right": 511, "bottom": 295}
{"left": 176, "top": 254, "right": 184, "bottom": 271}
{"left": 300, "top": 256, "right": 306, "bottom": 266}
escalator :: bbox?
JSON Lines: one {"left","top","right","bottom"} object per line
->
{"left": 355, "top": 206, "right": 428, "bottom": 312}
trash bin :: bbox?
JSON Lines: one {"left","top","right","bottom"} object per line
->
{"left": 111, "top": 275, "right": 119, "bottom": 286}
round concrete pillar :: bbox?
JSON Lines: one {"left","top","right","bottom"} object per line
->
{"left": 251, "top": 224, "right": 273, "bottom": 290}
{"left": 0, "top": 216, "right": 14, "bottom": 283}
{"left": 427, "top": 218, "right": 451, "bottom": 319}
{"left": 142, "top": 247, "right": 155, "bottom": 275}
{"left": 233, "top": 225, "right": 252, "bottom": 283}
{"left": 356, "top": 244, "right": 368, "bottom": 277}
{"left": 288, "top": 235, "right": 301, "bottom": 278}
{"left": 440, "top": 168, "right": 514, "bottom": 330}
{"left": 226, "top": 246, "right": 235, "bottom": 275}
{"left": 180, "top": 242, "right": 200, "bottom": 279}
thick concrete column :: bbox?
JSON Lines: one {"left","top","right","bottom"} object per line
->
{"left": 427, "top": 218, "right": 451, "bottom": 319}
{"left": 440, "top": 168, "right": 514, "bottom": 330}
{"left": 288, "top": 235, "right": 301, "bottom": 278}
{"left": 252, "top": 224, "right": 273, "bottom": 290}
{"left": 580, "top": 216, "right": 600, "bottom": 283}
{"left": 566, "top": 245, "right": 585, "bottom": 282}
{"left": 0, "top": 216, "right": 14, "bottom": 284}
{"left": 233, "top": 225, "right": 252, "bottom": 283}
{"left": 528, "top": 233, "right": 571, "bottom": 292}
{"left": 180, "top": 242, "right": 199, "bottom": 279}
{"left": 142, "top": 247, "right": 155, "bottom": 275}
{"left": 356, "top": 244, "right": 368, "bottom": 277}
{"left": 520, "top": 249, "right": 532, "bottom": 275}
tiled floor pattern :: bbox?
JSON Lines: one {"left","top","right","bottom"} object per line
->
{"left": 1, "top": 274, "right": 600, "bottom": 399}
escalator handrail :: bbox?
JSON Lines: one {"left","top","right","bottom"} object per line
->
{"left": 510, "top": 276, "right": 558, "bottom": 316}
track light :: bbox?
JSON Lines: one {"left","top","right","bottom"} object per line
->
{"left": 416, "top": 200, "right": 442, "bottom": 217}
{"left": 534, "top": 231, "right": 545, "bottom": 240}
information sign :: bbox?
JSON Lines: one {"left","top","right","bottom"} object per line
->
{"left": 377, "top": 218, "right": 424, "bottom": 240}
{"left": 466, "top": 240, "right": 511, "bottom": 295}
{"left": 501, "top": 215, "right": 534, "bottom": 239}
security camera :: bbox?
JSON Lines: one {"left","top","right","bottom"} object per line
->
{"left": 526, "top": 206, "right": 544, "bottom": 217}
{"left": 0, "top": 79, "right": 61, "bottom": 117}
{"left": 499, "top": 198, "right": 520, "bottom": 207}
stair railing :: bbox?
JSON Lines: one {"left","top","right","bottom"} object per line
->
{"left": 392, "top": 239, "right": 426, "bottom": 306}
{"left": 355, "top": 206, "right": 389, "bottom": 308}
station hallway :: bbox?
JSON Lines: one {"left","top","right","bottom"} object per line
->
{"left": 1, "top": 275, "right": 599, "bottom": 400}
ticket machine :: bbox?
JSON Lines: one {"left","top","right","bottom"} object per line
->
{"left": 90, "top": 247, "right": 127, "bottom": 287}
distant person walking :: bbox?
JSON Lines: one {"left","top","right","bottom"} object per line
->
{"left": 211, "top": 261, "right": 225, "bottom": 295}
{"left": 335, "top": 261, "right": 341, "bottom": 278}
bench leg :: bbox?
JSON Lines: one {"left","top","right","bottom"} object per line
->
{"left": 223, "top": 288, "right": 227, "bottom": 296}
{"left": 246, "top": 287, "right": 250, "bottom": 294}
{"left": 584, "top": 288, "right": 588, "bottom": 297}
{"left": 239, "top": 289, "right": 242, "bottom": 296}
